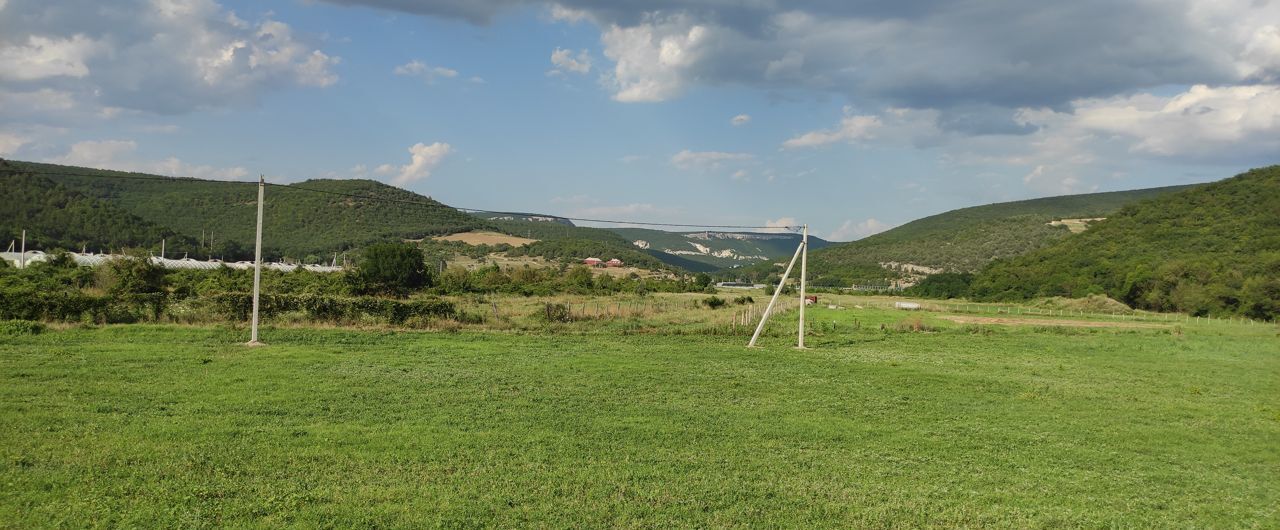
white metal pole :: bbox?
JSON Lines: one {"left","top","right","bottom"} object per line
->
{"left": 798, "top": 224, "right": 808, "bottom": 349}
{"left": 19, "top": 230, "right": 25, "bottom": 268}
{"left": 248, "top": 175, "right": 265, "bottom": 346}
{"left": 748, "top": 239, "right": 804, "bottom": 347}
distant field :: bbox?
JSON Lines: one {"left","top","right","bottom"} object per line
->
{"left": 1, "top": 300, "right": 1276, "bottom": 527}
{"left": 1048, "top": 217, "right": 1105, "bottom": 233}
{"left": 432, "top": 230, "right": 538, "bottom": 247}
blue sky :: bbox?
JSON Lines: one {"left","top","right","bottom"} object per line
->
{"left": 1, "top": 0, "right": 1277, "bottom": 240}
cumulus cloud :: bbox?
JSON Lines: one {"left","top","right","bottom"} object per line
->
{"left": 0, "top": 0, "right": 339, "bottom": 115}
{"left": 393, "top": 60, "right": 460, "bottom": 83}
{"left": 762, "top": 217, "right": 799, "bottom": 233}
{"left": 1054, "top": 84, "right": 1280, "bottom": 160}
{"left": 380, "top": 142, "right": 453, "bottom": 185}
{"left": 782, "top": 106, "right": 946, "bottom": 149}
{"left": 671, "top": 149, "right": 752, "bottom": 171}
{"left": 0, "top": 34, "right": 98, "bottom": 81}
{"left": 784, "top": 113, "right": 881, "bottom": 149}
{"left": 828, "top": 218, "right": 893, "bottom": 241}
{"left": 600, "top": 15, "right": 712, "bottom": 102}
{"left": 47, "top": 139, "right": 249, "bottom": 180}
{"left": 548, "top": 47, "right": 591, "bottom": 75}
{"left": 0, "top": 132, "right": 28, "bottom": 156}
{"left": 730, "top": 114, "right": 750, "bottom": 126}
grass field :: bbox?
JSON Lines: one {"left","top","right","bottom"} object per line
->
{"left": 2, "top": 302, "right": 1278, "bottom": 527}
{"left": 432, "top": 231, "right": 539, "bottom": 247}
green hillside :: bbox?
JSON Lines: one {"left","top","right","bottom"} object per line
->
{"left": 609, "top": 228, "right": 831, "bottom": 270}
{"left": 2, "top": 160, "right": 483, "bottom": 261}
{"left": 793, "top": 184, "right": 1195, "bottom": 286}
{"left": 971, "top": 166, "right": 1280, "bottom": 319}
{"left": 0, "top": 160, "right": 686, "bottom": 272}
{"left": 0, "top": 171, "right": 200, "bottom": 256}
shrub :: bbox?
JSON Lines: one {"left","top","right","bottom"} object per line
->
{"left": 540, "top": 302, "right": 573, "bottom": 323}
{"left": 349, "top": 242, "right": 432, "bottom": 297}
{"left": 733, "top": 295, "right": 754, "bottom": 305}
{"left": 702, "top": 296, "right": 727, "bottom": 309}
{"left": 0, "top": 319, "right": 45, "bottom": 336}
{"left": 204, "top": 292, "right": 455, "bottom": 324}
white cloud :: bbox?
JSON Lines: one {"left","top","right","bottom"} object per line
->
{"left": 783, "top": 110, "right": 882, "bottom": 149}
{"left": 671, "top": 149, "right": 752, "bottom": 170}
{"left": 600, "top": 15, "right": 712, "bottom": 102}
{"left": 730, "top": 114, "right": 751, "bottom": 126}
{"left": 0, "top": 34, "right": 98, "bottom": 81}
{"left": 1064, "top": 84, "right": 1280, "bottom": 159}
{"left": 828, "top": 218, "right": 893, "bottom": 241}
{"left": 0, "top": 132, "right": 28, "bottom": 156}
{"left": 619, "top": 154, "right": 645, "bottom": 163}
{"left": 548, "top": 47, "right": 591, "bottom": 75}
{"left": 393, "top": 60, "right": 459, "bottom": 83}
{"left": 763, "top": 217, "right": 798, "bottom": 233}
{"left": 0, "top": 1, "right": 339, "bottom": 115}
{"left": 47, "top": 139, "right": 249, "bottom": 180}
{"left": 548, "top": 4, "right": 590, "bottom": 24}
{"left": 386, "top": 142, "right": 452, "bottom": 185}
{"left": 731, "top": 169, "right": 748, "bottom": 180}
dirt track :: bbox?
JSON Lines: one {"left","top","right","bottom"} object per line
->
{"left": 940, "top": 315, "right": 1167, "bottom": 329}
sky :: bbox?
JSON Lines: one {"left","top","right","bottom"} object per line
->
{"left": 1, "top": 0, "right": 1277, "bottom": 241}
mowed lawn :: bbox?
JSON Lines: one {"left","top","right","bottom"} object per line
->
{"left": 1, "top": 318, "right": 1277, "bottom": 527}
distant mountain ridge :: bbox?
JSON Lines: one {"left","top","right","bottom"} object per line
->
{"left": 609, "top": 228, "right": 831, "bottom": 270}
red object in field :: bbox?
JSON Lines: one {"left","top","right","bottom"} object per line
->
{"left": 805, "top": 295, "right": 818, "bottom": 304}
{"left": 583, "top": 257, "right": 603, "bottom": 266}
{"left": 605, "top": 258, "right": 624, "bottom": 267}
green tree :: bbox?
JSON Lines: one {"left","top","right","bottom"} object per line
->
{"left": 349, "top": 242, "right": 431, "bottom": 297}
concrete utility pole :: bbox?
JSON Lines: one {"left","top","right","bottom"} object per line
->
{"left": 798, "top": 224, "right": 808, "bottom": 349}
{"left": 19, "top": 230, "right": 25, "bottom": 268}
{"left": 248, "top": 175, "right": 266, "bottom": 346}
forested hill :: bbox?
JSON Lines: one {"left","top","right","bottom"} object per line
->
{"left": 0, "top": 172, "right": 200, "bottom": 255}
{"left": 796, "top": 183, "right": 1196, "bottom": 286}
{"left": 0, "top": 160, "right": 687, "bottom": 271}
{"left": 1, "top": 160, "right": 485, "bottom": 261}
{"left": 971, "top": 166, "right": 1280, "bottom": 318}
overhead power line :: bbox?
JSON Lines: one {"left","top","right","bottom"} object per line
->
{"left": 1, "top": 164, "right": 801, "bottom": 231}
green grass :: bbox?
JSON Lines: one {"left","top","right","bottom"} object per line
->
{"left": 1, "top": 310, "right": 1277, "bottom": 527}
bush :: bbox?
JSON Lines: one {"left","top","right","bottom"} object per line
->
{"left": 702, "top": 296, "right": 727, "bottom": 309}
{"left": 0, "top": 319, "right": 45, "bottom": 336}
{"left": 349, "top": 242, "right": 432, "bottom": 297}
{"left": 540, "top": 302, "right": 573, "bottom": 323}
{"left": 100, "top": 255, "right": 166, "bottom": 296}
{"left": 204, "top": 292, "right": 455, "bottom": 324}
{"left": 733, "top": 295, "right": 754, "bottom": 305}
{"left": 907, "top": 273, "right": 973, "bottom": 299}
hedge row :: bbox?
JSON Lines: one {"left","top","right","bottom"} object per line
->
{"left": 0, "top": 289, "right": 165, "bottom": 323}
{"left": 202, "top": 293, "right": 456, "bottom": 324}
{"left": 0, "top": 289, "right": 454, "bottom": 325}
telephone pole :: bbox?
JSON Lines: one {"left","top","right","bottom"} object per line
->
{"left": 247, "top": 175, "right": 266, "bottom": 346}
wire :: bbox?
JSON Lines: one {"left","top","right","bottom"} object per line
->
{"left": 1, "top": 163, "right": 802, "bottom": 231}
